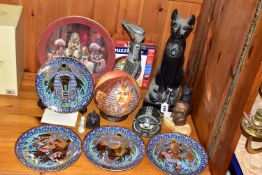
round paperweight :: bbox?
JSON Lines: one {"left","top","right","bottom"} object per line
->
{"left": 94, "top": 71, "right": 140, "bottom": 122}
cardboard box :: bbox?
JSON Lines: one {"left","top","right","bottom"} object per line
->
{"left": 114, "top": 40, "right": 155, "bottom": 88}
{"left": 0, "top": 4, "right": 23, "bottom": 95}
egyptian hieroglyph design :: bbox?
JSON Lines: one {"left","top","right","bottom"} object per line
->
{"left": 147, "top": 133, "right": 207, "bottom": 175}
{"left": 15, "top": 125, "right": 81, "bottom": 171}
{"left": 83, "top": 126, "right": 144, "bottom": 171}
{"left": 94, "top": 71, "right": 140, "bottom": 117}
{"left": 36, "top": 58, "right": 93, "bottom": 113}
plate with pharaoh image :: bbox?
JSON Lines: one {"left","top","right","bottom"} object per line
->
{"left": 94, "top": 71, "right": 140, "bottom": 122}
{"left": 36, "top": 57, "right": 93, "bottom": 113}
{"left": 38, "top": 16, "right": 115, "bottom": 83}
{"left": 83, "top": 126, "right": 145, "bottom": 171}
{"left": 15, "top": 125, "right": 82, "bottom": 172}
{"left": 147, "top": 133, "right": 207, "bottom": 175}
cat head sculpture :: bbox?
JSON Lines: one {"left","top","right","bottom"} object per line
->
{"left": 171, "top": 9, "right": 195, "bottom": 39}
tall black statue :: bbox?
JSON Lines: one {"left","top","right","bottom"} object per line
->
{"left": 144, "top": 9, "right": 195, "bottom": 110}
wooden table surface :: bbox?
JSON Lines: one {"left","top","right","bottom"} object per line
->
{"left": 0, "top": 73, "right": 211, "bottom": 175}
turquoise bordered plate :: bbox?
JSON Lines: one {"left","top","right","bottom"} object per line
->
{"left": 147, "top": 133, "right": 207, "bottom": 175}
{"left": 36, "top": 57, "right": 93, "bottom": 113}
{"left": 15, "top": 125, "right": 82, "bottom": 172}
{"left": 83, "top": 126, "right": 145, "bottom": 171}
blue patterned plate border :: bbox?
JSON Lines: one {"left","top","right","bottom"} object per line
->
{"left": 147, "top": 133, "right": 208, "bottom": 175}
{"left": 15, "top": 125, "right": 82, "bottom": 172}
{"left": 83, "top": 126, "right": 145, "bottom": 171}
{"left": 36, "top": 57, "right": 94, "bottom": 113}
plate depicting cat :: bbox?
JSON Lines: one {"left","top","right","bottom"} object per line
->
{"left": 38, "top": 16, "right": 115, "bottom": 83}
{"left": 147, "top": 133, "right": 207, "bottom": 175}
{"left": 83, "top": 126, "right": 145, "bottom": 171}
{"left": 36, "top": 57, "right": 93, "bottom": 113}
{"left": 15, "top": 125, "right": 82, "bottom": 172}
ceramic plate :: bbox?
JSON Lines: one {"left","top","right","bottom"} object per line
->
{"left": 147, "top": 133, "right": 207, "bottom": 175}
{"left": 38, "top": 16, "right": 115, "bottom": 83}
{"left": 36, "top": 57, "right": 93, "bottom": 113}
{"left": 15, "top": 125, "right": 81, "bottom": 172}
{"left": 94, "top": 71, "right": 140, "bottom": 118}
{"left": 83, "top": 126, "right": 145, "bottom": 171}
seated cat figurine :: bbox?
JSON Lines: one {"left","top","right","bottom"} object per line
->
{"left": 144, "top": 9, "right": 195, "bottom": 110}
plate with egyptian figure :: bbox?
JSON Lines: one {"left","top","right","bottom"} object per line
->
{"left": 36, "top": 57, "right": 93, "bottom": 113}
{"left": 15, "top": 125, "right": 82, "bottom": 172}
{"left": 83, "top": 126, "right": 145, "bottom": 171}
{"left": 94, "top": 71, "right": 140, "bottom": 122}
{"left": 147, "top": 133, "right": 207, "bottom": 175}
{"left": 38, "top": 16, "right": 115, "bottom": 83}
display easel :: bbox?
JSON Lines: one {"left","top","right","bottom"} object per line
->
{"left": 37, "top": 99, "right": 88, "bottom": 114}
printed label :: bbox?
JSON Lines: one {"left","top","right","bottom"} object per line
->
{"left": 5, "top": 89, "right": 15, "bottom": 95}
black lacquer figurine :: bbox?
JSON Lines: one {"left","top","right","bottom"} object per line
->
{"left": 86, "top": 111, "right": 100, "bottom": 129}
{"left": 144, "top": 9, "right": 195, "bottom": 110}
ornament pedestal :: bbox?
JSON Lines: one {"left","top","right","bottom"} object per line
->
{"left": 163, "top": 113, "right": 191, "bottom": 136}
{"left": 100, "top": 111, "right": 128, "bottom": 122}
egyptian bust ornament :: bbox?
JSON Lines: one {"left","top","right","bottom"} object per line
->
{"left": 144, "top": 9, "right": 195, "bottom": 110}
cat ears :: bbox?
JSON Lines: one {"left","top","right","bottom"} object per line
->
{"left": 171, "top": 9, "right": 195, "bottom": 26}
{"left": 172, "top": 9, "right": 179, "bottom": 20}
{"left": 188, "top": 15, "right": 195, "bottom": 26}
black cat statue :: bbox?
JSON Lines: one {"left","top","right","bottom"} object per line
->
{"left": 144, "top": 9, "right": 195, "bottom": 110}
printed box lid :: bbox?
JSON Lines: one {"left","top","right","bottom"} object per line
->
{"left": 0, "top": 4, "right": 22, "bottom": 27}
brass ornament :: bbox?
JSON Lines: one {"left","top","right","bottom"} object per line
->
{"left": 241, "top": 109, "right": 262, "bottom": 154}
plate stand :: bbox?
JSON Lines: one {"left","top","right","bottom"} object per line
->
{"left": 37, "top": 99, "right": 88, "bottom": 114}
{"left": 100, "top": 111, "right": 128, "bottom": 122}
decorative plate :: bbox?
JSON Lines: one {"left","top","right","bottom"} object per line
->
{"left": 147, "top": 133, "right": 207, "bottom": 175}
{"left": 36, "top": 57, "right": 93, "bottom": 113}
{"left": 94, "top": 71, "right": 140, "bottom": 119}
{"left": 83, "top": 126, "right": 145, "bottom": 171}
{"left": 38, "top": 16, "right": 115, "bottom": 83}
{"left": 15, "top": 125, "right": 82, "bottom": 172}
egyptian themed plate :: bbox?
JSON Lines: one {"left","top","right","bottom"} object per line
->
{"left": 15, "top": 125, "right": 82, "bottom": 172}
{"left": 38, "top": 16, "right": 115, "bottom": 83}
{"left": 36, "top": 57, "right": 93, "bottom": 113}
{"left": 83, "top": 126, "right": 145, "bottom": 171}
{"left": 147, "top": 133, "right": 207, "bottom": 175}
{"left": 94, "top": 71, "right": 140, "bottom": 119}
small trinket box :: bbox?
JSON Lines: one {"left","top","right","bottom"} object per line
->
{"left": 132, "top": 106, "right": 162, "bottom": 138}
